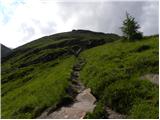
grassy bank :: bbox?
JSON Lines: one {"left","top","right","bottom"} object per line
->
{"left": 80, "top": 36, "right": 159, "bottom": 118}
{"left": 2, "top": 57, "right": 75, "bottom": 118}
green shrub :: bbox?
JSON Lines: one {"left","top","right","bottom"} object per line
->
{"left": 104, "top": 78, "right": 158, "bottom": 114}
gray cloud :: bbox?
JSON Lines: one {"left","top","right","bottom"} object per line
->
{"left": 31, "top": 19, "right": 56, "bottom": 35}
{"left": 56, "top": 1, "right": 158, "bottom": 35}
{"left": 0, "top": 1, "right": 158, "bottom": 48}
{"left": 21, "top": 23, "right": 35, "bottom": 42}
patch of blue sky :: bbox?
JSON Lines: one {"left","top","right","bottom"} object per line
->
{"left": 0, "top": 0, "right": 25, "bottom": 24}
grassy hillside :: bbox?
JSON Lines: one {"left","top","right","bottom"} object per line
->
{"left": 1, "top": 29, "right": 158, "bottom": 118}
{"left": 1, "top": 30, "right": 119, "bottom": 118}
{"left": 2, "top": 57, "right": 74, "bottom": 118}
{"left": 79, "top": 36, "right": 159, "bottom": 118}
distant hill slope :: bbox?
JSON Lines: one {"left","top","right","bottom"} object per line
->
{"left": 2, "top": 30, "right": 119, "bottom": 65}
{"left": 1, "top": 30, "right": 120, "bottom": 119}
{"left": 1, "top": 44, "right": 12, "bottom": 58}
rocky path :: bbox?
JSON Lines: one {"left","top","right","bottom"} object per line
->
{"left": 38, "top": 58, "right": 127, "bottom": 119}
{"left": 38, "top": 59, "right": 96, "bottom": 119}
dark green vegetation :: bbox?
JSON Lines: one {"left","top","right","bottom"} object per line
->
{"left": 80, "top": 36, "right": 159, "bottom": 118}
{"left": 1, "top": 30, "right": 119, "bottom": 118}
{"left": 1, "top": 44, "right": 12, "bottom": 58}
{"left": 121, "top": 12, "right": 142, "bottom": 40}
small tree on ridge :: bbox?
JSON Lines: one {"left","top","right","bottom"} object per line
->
{"left": 121, "top": 12, "right": 142, "bottom": 40}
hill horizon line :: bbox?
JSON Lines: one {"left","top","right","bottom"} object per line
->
{"left": 1, "top": 29, "right": 159, "bottom": 49}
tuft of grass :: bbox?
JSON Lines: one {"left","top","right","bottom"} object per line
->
{"left": 85, "top": 101, "right": 106, "bottom": 119}
{"left": 129, "top": 101, "right": 159, "bottom": 119}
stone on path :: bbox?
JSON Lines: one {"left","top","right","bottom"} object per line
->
{"left": 38, "top": 88, "right": 96, "bottom": 119}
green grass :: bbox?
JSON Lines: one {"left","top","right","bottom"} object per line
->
{"left": 1, "top": 30, "right": 158, "bottom": 119}
{"left": 1, "top": 57, "right": 75, "bottom": 118}
{"left": 129, "top": 100, "right": 159, "bottom": 118}
{"left": 79, "top": 36, "right": 159, "bottom": 118}
{"left": 1, "top": 30, "right": 119, "bottom": 119}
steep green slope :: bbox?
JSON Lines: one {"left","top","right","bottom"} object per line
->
{"left": 2, "top": 57, "right": 74, "bottom": 118}
{"left": 1, "top": 30, "right": 119, "bottom": 118}
{"left": 80, "top": 36, "right": 159, "bottom": 118}
{"left": 2, "top": 30, "right": 119, "bottom": 69}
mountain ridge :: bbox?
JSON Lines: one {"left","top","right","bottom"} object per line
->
{"left": 1, "top": 44, "right": 12, "bottom": 58}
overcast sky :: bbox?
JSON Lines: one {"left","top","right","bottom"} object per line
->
{"left": 0, "top": 0, "right": 159, "bottom": 48}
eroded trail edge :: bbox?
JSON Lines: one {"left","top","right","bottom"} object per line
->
{"left": 38, "top": 58, "right": 96, "bottom": 119}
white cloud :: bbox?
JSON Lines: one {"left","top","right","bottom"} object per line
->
{"left": 0, "top": 0, "right": 60, "bottom": 48}
{"left": 140, "top": 2, "right": 159, "bottom": 35}
{"left": 0, "top": 0, "right": 158, "bottom": 48}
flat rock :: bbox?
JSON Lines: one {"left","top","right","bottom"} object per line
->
{"left": 47, "top": 107, "right": 86, "bottom": 119}
{"left": 76, "top": 88, "right": 96, "bottom": 104}
{"left": 141, "top": 74, "right": 159, "bottom": 85}
{"left": 38, "top": 88, "right": 96, "bottom": 119}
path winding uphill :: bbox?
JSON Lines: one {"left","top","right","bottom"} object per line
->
{"left": 38, "top": 59, "right": 96, "bottom": 119}
{"left": 37, "top": 58, "right": 127, "bottom": 119}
